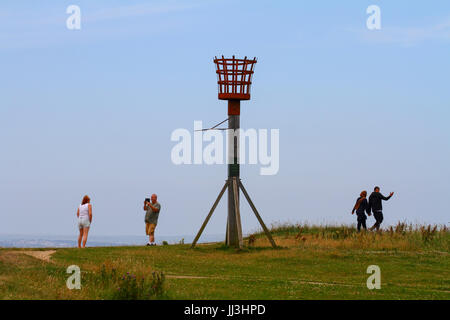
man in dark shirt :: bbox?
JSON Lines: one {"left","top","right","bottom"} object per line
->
{"left": 369, "top": 186, "right": 394, "bottom": 231}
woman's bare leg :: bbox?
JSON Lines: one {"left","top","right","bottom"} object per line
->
{"left": 78, "top": 228, "right": 83, "bottom": 248}
{"left": 82, "top": 227, "right": 90, "bottom": 248}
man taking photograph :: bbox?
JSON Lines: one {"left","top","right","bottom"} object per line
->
{"left": 144, "top": 194, "right": 161, "bottom": 246}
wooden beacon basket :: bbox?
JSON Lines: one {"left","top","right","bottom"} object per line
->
{"left": 214, "top": 55, "right": 257, "bottom": 101}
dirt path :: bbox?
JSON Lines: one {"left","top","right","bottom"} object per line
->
{"left": 165, "top": 273, "right": 354, "bottom": 287}
{"left": 166, "top": 274, "right": 210, "bottom": 279}
{"left": 21, "top": 250, "right": 56, "bottom": 262}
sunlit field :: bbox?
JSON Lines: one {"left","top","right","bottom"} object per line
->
{"left": 1, "top": 223, "right": 448, "bottom": 300}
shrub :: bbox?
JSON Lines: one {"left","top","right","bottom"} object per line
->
{"left": 420, "top": 225, "right": 438, "bottom": 243}
{"left": 112, "top": 271, "right": 166, "bottom": 300}
{"left": 248, "top": 234, "right": 256, "bottom": 246}
{"left": 92, "top": 265, "right": 166, "bottom": 300}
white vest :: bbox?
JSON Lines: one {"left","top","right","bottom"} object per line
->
{"left": 79, "top": 204, "right": 90, "bottom": 219}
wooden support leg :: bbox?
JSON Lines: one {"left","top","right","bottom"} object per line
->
{"left": 225, "top": 219, "right": 229, "bottom": 244}
{"left": 191, "top": 181, "right": 228, "bottom": 248}
{"left": 232, "top": 177, "right": 244, "bottom": 249}
{"left": 238, "top": 180, "right": 277, "bottom": 248}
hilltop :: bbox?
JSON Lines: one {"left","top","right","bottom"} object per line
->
{"left": 0, "top": 223, "right": 448, "bottom": 299}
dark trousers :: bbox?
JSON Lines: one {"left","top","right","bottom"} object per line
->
{"left": 371, "top": 211, "right": 384, "bottom": 230}
{"left": 357, "top": 217, "right": 367, "bottom": 231}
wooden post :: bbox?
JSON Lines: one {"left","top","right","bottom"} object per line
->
{"left": 232, "top": 177, "right": 244, "bottom": 249}
{"left": 226, "top": 101, "right": 241, "bottom": 247}
{"left": 239, "top": 180, "right": 277, "bottom": 248}
{"left": 191, "top": 181, "right": 228, "bottom": 248}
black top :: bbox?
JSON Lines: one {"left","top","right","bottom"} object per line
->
{"left": 353, "top": 197, "right": 371, "bottom": 216}
{"left": 368, "top": 191, "right": 392, "bottom": 213}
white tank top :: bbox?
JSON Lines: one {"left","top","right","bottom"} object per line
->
{"left": 79, "top": 204, "right": 90, "bottom": 219}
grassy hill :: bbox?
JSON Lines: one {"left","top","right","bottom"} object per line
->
{"left": 0, "top": 223, "right": 449, "bottom": 300}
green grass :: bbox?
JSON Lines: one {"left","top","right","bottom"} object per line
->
{"left": 0, "top": 223, "right": 449, "bottom": 300}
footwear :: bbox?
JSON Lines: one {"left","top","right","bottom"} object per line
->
{"left": 146, "top": 243, "right": 151, "bottom": 246}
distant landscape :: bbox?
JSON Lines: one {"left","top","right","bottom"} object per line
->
{"left": 0, "top": 234, "right": 224, "bottom": 248}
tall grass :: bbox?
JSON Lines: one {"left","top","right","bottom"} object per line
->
{"left": 248, "top": 222, "right": 449, "bottom": 251}
{"left": 86, "top": 265, "right": 167, "bottom": 300}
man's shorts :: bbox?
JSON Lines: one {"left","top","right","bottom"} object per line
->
{"left": 145, "top": 223, "right": 156, "bottom": 236}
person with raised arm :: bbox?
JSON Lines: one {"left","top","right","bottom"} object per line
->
{"left": 369, "top": 186, "right": 394, "bottom": 231}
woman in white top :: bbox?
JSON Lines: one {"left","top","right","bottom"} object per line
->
{"left": 77, "top": 195, "right": 92, "bottom": 248}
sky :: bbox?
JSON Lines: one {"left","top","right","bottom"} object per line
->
{"left": 1, "top": 0, "right": 449, "bottom": 239}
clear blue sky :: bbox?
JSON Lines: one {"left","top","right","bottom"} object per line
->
{"left": 1, "top": 1, "right": 449, "bottom": 237}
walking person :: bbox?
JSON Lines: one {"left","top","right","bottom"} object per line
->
{"left": 144, "top": 194, "right": 161, "bottom": 246}
{"left": 369, "top": 186, "right": 394, "bottom": 231}
{"left": 77, "top": 195, "right": 92, "bottom": 248}
{"left": 351, "top": 190, "right": 371, "bottom": 232}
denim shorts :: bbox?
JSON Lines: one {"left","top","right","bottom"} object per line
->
{"left": 78, "top": 217, "right": 91, "bottom": 229}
